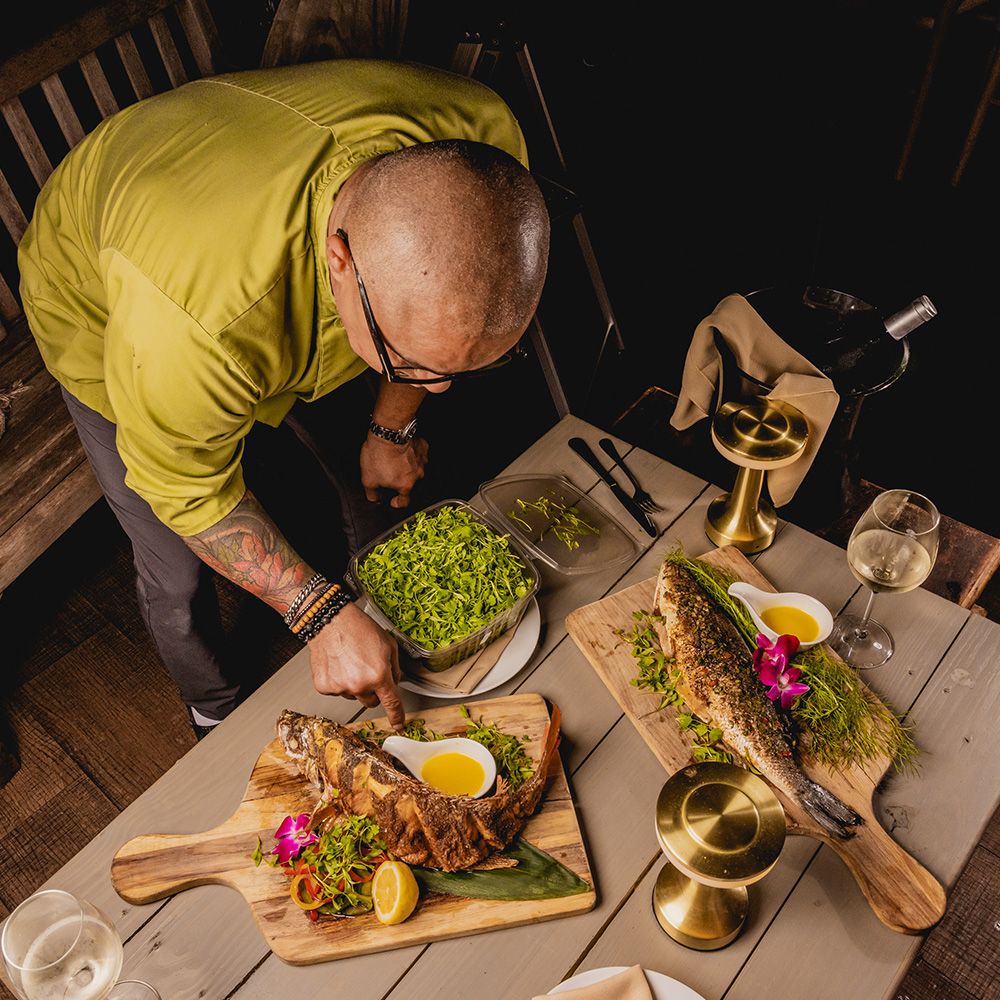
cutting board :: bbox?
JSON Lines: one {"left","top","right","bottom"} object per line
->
{"left": 565, "top": 545, "right": 946, "bottom": 935}
{"left": 110, "top": 693, "right": 595, "bottom": 964}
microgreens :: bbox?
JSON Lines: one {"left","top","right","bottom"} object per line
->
{"left": 506, "top": 494, "right": 601, "bottom": 551}
{"left": 355, "top": 506, "right": 533, "bottom": 651}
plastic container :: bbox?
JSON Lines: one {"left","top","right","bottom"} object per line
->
{"left": 346, "top": 475, "right": 641, "bottom": 673}
{"left": 478, "top": 474, "right": 642, "bottom": 576}
{"left": 346, "top": 498, "right": 541, "bottom": 672}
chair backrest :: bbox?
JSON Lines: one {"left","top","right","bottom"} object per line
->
{"left": 0, "top": 0, "right": 223, "bottom": 341}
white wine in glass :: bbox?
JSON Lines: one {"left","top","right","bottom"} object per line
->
{"left": 2, "top": 890, "right": 123, "bottom": 1000}
{"left": 830, "top": 489, "right": 940, "bottom": 669}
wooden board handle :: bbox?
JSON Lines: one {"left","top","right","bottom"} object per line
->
{"left": 823, "top": 815, "right": 946, "bottom": 934}
{"left": 112, "top": 828, "right": 249, "bottom": 904}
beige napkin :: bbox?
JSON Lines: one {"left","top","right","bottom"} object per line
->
{"left": 406, "top": 628, "right": 516, "bottom": 694}
{"left": 532, "top": 965, "right": 654, "bottom": 1000}
{"left": 669, "top": 293, "right": 840, "bottom": 506}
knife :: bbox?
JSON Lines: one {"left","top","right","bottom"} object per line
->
{"left": 568, "top": 437, "right": 657, "bottom": 538}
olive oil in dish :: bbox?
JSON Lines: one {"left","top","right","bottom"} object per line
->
{"left": 760, "top": 605, "right": 820, "bottom": 642}
{"left": 421, "top": 753, "right": 486, "bottom": 796}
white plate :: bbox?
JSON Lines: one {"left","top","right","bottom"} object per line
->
{"left": 394, "top": 598, "right": 541, "bottom": 700}
{"left": 547, "top": 966, "right": 705, "bottom": 999}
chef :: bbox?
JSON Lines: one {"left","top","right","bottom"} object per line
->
{"left": 17, "top": 59, "right": 550, "bottom": 737}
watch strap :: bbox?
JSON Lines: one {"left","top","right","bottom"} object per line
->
{"left": 368, "top": 417, "right": 417, "bottom": 445}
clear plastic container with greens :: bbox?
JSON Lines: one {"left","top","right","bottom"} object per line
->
{"left": 346, "top": 498, "right": 541, "bottom": 672}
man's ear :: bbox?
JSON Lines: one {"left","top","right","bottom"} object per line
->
{"left": 326, "top": 230, "right": 352, "bottom": 282}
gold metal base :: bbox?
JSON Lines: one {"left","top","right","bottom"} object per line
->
{"left": 652, "top": 862, "right": 748, "bottom": 951}
{"left": 705, "top": 468, "right": 777, "bottom": 554}
{"left": 651, "top": 763, "right": 786, "bottom": 950}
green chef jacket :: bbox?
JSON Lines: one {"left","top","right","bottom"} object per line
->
{"left": 18, "top": 59, "right": 528, "bottom": 535}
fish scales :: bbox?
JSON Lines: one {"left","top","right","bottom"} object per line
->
{"left": 654, "top": 560, "right": 863, "bottom": 839}
{"left": 276, "top": 706, "right": 561, "bottom": 871}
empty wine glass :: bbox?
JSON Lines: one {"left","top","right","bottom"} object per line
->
{"left": 829, "top": 489, "right": 939, "bottom": 669}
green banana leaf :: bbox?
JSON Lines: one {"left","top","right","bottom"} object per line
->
{"left": 411, "top": 838, "right": 590, "bottom": 901}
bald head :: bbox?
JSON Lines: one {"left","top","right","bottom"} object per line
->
{"left": 343, "top": 140, "right": 550, "bottom": 366}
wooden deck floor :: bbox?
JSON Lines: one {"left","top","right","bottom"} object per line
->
{"left": 1, "top": 484, "right": 998, "bottom": 999}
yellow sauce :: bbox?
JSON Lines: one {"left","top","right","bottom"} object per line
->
{"left": 421, "top": 753, "right": 485, "bottom": 796}
{"left": 761, "top": 605, "right": 819, "bottom": 642}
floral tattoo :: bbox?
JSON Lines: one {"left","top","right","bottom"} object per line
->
{"left": 184, "top": 490, "right": 313, "bottom": 613}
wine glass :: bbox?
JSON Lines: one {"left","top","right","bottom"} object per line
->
{"left": 1, "top": 890, "right": 161, "bottom": 1000}
{"left": 829, "top": 488, "right": 939, "bottom": 669}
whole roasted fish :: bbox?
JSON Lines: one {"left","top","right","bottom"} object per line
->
{"left": 276, "top": 706, "right": 561, "bottom": 871}
{"left": 654, "top": 560, "right": 863, "bottom": 839}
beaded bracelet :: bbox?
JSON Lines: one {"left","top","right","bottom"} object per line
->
{"left": 289, "top": 581, "right": 343, "bottom": 636}
{"left": 299, "top": 589, "right": 355, "bottom": 642}
{"left": 283, "top": 573, "right": 326, "bottom": 627}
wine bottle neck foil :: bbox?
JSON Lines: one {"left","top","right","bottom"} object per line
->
{"left": 884, "top": 295, "right": 937, "bottom": 340}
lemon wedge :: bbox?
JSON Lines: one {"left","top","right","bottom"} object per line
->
{"left": 373, "top": 860, "right": 419, "bottom": 925}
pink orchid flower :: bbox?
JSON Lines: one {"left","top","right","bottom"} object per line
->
{"left": 753, "top": 633, "right": 810, "bottom": 710}
{"left": 270, "top": 813, "right": 318, "bottom": 865}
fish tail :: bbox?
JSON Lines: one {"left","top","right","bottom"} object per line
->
{"left": 539, "top": 703, "right": 562, "bottom": 775}
{"left": 795, "top": 775, "right": 864, "bottom": 839}
{"left": 501, "top": 703, "right": 562, "bottom": 800}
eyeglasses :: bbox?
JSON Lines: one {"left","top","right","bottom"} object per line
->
{"left": 336, "top": 228, "right": 525, "bottom": 385}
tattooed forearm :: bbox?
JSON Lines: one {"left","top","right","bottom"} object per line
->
{"left": 183, "top": 489, "right": 313, "bottom": 613}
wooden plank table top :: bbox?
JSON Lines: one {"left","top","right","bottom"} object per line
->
{"left": 3, "top": 413, "right": 998, "bottom": 1000}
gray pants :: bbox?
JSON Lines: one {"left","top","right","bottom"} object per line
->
{"left": 61, "top": 381, "right": 397, "bottom": 720}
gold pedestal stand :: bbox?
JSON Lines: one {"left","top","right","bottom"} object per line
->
{"left": 652, "top": 762, "right": 785, "bottom": 951}
{"left": 705, "top": 398, "right": 809, "bottom": 553}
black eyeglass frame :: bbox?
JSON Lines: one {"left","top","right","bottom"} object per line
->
{"left": 335, "top": 228, "right": 525, "bottom": 385}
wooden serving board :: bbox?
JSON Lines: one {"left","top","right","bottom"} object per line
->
{"left": 565, "top": 545, "right": 947, "bottom": 935}
{"left": 110, "top": 693, "right": 595, "bottom": 965}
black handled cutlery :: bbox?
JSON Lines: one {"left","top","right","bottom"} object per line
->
{"left": 568, "top": 437, "right": 657, "bottom": 538}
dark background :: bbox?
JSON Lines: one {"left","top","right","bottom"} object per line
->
{"left": 5, "top": 0, "right": 998, "bottom": 536}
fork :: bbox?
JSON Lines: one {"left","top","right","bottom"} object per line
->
{"left": 598, "top": 438, "right": 663, "bottom": 513}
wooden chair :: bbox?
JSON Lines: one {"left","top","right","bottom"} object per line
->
{"left": 0, "top": 0, "right": 223, "bottom": 595}
{"left": 0, "top": 0, "right": 224, "bottom": 785}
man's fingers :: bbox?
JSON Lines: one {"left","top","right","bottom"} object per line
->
{"left": 391, "top": 491, "right": 411, "bottom": 509}
{"left": 364, "top": 487, "right": 380, "bottom": 503}
{"left": 356, "top": 692, "right": 379, "bottom": 708}
{"left": 376, "top": 680, "right": 406, "bottom": 731}
{"left": 390, "top": 643, "right": 402, "bottom": 684}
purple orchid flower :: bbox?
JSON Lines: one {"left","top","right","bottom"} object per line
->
{"left": 270, "top": 813, "right": 319, "bottom": 866}
{"left": 753, "top": 633, "right": 810, "bottom": 710}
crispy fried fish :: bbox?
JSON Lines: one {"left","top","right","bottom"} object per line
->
{"left": 276, "top": 706, "right": 561, "bottom": 871}
{"left": 654, "top": 560, "right": 863, "bottom": 839}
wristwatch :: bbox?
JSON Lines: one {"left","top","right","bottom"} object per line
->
{"left": 368, "top": 417, "right": 418, "bottom": 445}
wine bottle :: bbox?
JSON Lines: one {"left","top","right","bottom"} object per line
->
{"left": 819, "top": 295, "right": 937, "bottom": 379}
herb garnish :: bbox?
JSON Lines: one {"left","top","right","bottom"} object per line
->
{"left": 253, "top": 812, "right": 389, "bottom": 919}
{"left": 615, "top": 610, "right": 734, "bottom": 765}
{"left": 507, "top": 494, "right": 601, "bottom": 551}
{"left": 355, "top": 506, "right": 533, "bottom": 650}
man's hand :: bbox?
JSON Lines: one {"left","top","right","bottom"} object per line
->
{"left": 360, "top": 433, "right": 429, "bottom": 509}
{"left": 308, "top": 602, "right": 406, "bottom": 729}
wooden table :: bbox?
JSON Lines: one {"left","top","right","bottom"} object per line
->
{"left": 4, "top": 414, "right": 999, "bottom": 1000}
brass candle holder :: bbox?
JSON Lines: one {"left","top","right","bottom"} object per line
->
{"left": 652, "top": 761, "right": 785, "bottom": 950}
{"left": 705, "top": 397, "right": 809, "bottom": 553}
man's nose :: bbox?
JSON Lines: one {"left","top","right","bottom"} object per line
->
{"left": 424, "top": 379, "right": 452, "bottom": 394}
